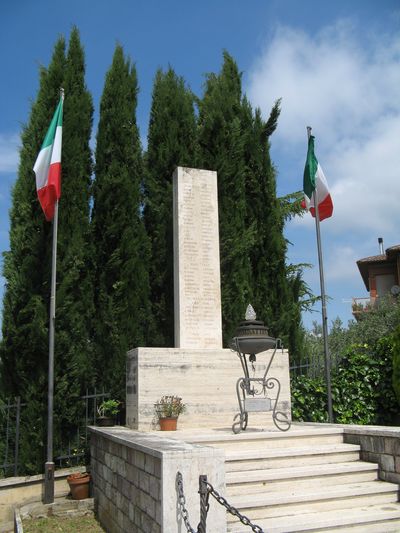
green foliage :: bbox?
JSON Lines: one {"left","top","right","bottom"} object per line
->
{"left": 240, "top": 98, "right": 306, "bottom": 359}
{"left": 391, "top": 324, "right": 400, "bottom": 406}
{"left": 303, "top": 297, "right": 400, "bottom": 371}
{"left": 196, "top": 53, "right": 306, "bottom": 350}
{"left": 292, "top": 339, "right": 398, "bottom": 425}
{"left": 0, "top": 28, "right": 95, "bottom": 474}
{"left": 53, "top": 26, "right": 95, "bottom": 443}
{"left": 198, "top": 52, "right": 254, "bottom": 343}
{"left": 97, "top": 399, "right": 120, "bottom": 417}
{"left": 243, "top": 103, "right": 285, "bottom": 334}
{"left": 91, "top": 45, "right": 151, "bottom": 398}
{"left": 279, "top": 191, "right": 305, "bottom": 222}
{"left": 1, "top": 37, "right": 65, "bottom": 399}
{"left": 346, "top": 296, "right": 400, "bottom": 348}
{"left": 332, "top": 343, "right": 391, "bottom": 424}
{"left": 297, "top": 296, "right": 400, "bottom": 426}
{"left": 144, "top": 67, "right": 198, "bottom": 346}
{"left": 291, "top": 375, "right": 328, "bottom": 422}
{"left": 0, "top": 37, "right": 66, "bottom": 474}
{"left": 0, "top": 39, "right": 314, "bottom": 474}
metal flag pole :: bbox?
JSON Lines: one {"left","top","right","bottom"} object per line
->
{"left": 44, "top": 87, "right": 64, "bottom": 504}
{"left": 307, "top": 126, "right": 333, "bottom": 423}
{"left": 44, "top": 198, "right": 59, "bottom": 504}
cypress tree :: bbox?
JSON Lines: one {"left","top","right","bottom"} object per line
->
{"left": 1, "top": 29, "right": 95, "bottom": 472}
{"left": 243, "top": 102, "right": 289, "bottom": 337}
{"left": 91, "top": 45, "right": 150, "bottom": 398}
{"left": 243, "top": 100, "right": 307, "bottom": 357}
{"left": 0, "top": 38, "right": 66, "bottom": 473}
{"left": 144, "top": 67, "right": 198, "bottom": 346}
{"left": 52, "top": 27, "right": 94, "bottom": 443}
{"left": 198, "top": 52, "right": 253, "bottom": 344}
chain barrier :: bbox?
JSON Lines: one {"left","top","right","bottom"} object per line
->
{"left": 176, "top": 472, "right": 197, "bottom": 533}
{"left": 176, "top": 472, "right": 264, "bottom": 533}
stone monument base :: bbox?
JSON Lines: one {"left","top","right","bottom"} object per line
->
{"left": 126, "top": 347, "right": 291, "bottom": 431}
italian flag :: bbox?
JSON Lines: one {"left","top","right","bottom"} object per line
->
{"left": 33, "top": 96, "right": 63, "bottom": 221}
{"left": 303, "top": 135, "right": 333, "bottom": 221}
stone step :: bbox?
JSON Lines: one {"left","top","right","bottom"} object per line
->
{"left": 187, "top": 430, "right": 344, "bottom": 450}
{"left": 178, "top": 426, "right": 343, "bottom": 443}
{"left": 226, "top": 461, "right": 378, "bottom": 494}
{"left": 226, "top": 481, "right": 398, "bottom": 521}
{"left": 225, "top": 443, "right": 361, "bottom": 471}
{"left": 227, "top": 503, "right": 400, "bottom": 532}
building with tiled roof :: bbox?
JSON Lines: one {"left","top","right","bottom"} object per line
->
{"left": 352, "top": 241, "right": 400, "bottom": 319}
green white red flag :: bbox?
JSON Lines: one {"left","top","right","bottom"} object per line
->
{"left": 33, "top": 95, "right": 63, "bottom": 221}
{"left": 303, "top": 135, "right": 333, "bottom": 221}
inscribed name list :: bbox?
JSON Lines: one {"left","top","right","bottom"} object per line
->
{"left": 173, "top": 167, "right": 222, "bottom": 349}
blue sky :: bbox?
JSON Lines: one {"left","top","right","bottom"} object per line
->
{"left": 1, "top": 0, "right": 399, "bottom": 332}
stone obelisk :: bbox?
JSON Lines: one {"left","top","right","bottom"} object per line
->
{"left": 126, "top": 167, "right": 290, "bottom": 430}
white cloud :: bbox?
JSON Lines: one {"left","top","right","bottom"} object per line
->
{"left": 0, "top": 133, "right": 20, "bottom": 173}
{"left": 324, "top": 244, "right": 360, "bottom": 283}
{"left": 248, "top": 20, "right": 400, "bottom": 246}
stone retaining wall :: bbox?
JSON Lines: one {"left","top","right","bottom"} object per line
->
{"left": 90, "top": 426, "right": 225, "bottom": 533}
{"left": 343, "top": 425, "right": 400, "bottom": 485}
{"left": 299, "top": 422, "right": 400, "bottom": 486}
{"left": 0, "top": 466, "right": 86, "bottom": 531}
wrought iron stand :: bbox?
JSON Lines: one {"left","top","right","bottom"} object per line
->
{"left": 231, "top": 337, "right": 291, "bottom": 434}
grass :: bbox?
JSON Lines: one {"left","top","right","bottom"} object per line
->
{"left": 23, "top": 515, "right": 105, "bottom": 532}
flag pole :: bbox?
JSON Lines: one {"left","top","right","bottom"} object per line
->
{"left": 307, "top": 126, "right": 333, "bottom": 423}
{"left": 44, "top": 88, "right": 63, "bottom": 504}
{"left": 44, "top": 198, "right": 58, "bottom": 503}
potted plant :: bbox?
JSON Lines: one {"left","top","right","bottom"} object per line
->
{"left": 154, "top": 395, "right": 185, "bottom": 431}
{"left": 67, "top": 471, "right": 91, "bottom": 500}
{"left": 97, "top": 399, "right": 120, "bottom": 427}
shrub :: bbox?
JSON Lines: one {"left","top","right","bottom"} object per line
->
{"left": 391, "top": 324, "right": 400, "bottom": 407}
{"left": 291, "top": 375, "right": 328, "bottom": 422}
{"left": 291, "top": 338, "right": 398, "bottom": 425}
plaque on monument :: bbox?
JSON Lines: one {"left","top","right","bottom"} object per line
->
{"left": 173, "top": 167, "right": 222, "bottom": 349}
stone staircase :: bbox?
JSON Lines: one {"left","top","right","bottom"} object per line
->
{"left": 184, "top": 426, "right": 400, "bottom": 532}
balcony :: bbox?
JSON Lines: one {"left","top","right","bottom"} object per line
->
{"left": 351, "top": 297, "right": 376, "bottom": 320}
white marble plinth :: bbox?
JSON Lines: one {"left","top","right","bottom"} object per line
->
{"left": 173, "top": 167, "right": 222, "bottom": 349}
{"left": 126, "top": 347, "right": 291, "bottom": 431}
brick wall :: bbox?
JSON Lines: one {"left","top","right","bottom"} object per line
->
{"left": 91, "top": 431, "right": 162, "bottom": 533}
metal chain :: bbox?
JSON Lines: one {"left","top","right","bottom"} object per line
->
{"left": 176, "top": 472, "right": 264, "bottom": 533}
{"left": 205, "top": 481, "right": 264, "bottom": 533}
{"left": 176, "top": 472, "right": 197, "bottom": 533}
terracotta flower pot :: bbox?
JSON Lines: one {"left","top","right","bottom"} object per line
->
{"left": 67, "top": 473, "right": 91, "bottom": 500}
{"left": 159, "top": 417, "right": 178, "bottom": 431}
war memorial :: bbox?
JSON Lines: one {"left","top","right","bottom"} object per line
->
{"left": 89, "top": 168, "right": 400, "bottom": 533}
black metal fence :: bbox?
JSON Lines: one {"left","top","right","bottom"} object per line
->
{"left": 290, "top": 351, "right": 343, "bottom": 379}
{"left": 0, "top": 397, "right": 26, "bottom": 477}
{"left": 0, "top": 388, "right": 110, "bottom": 477}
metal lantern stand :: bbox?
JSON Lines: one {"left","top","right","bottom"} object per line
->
{"left": 231, "top": 316, "right": 291, "bottom": 434}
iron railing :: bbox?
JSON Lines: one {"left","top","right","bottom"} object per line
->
{"left": 0, "top": 388, "right": 110, "bottom": 477}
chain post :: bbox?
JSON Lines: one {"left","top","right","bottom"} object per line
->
{"left": 176, "top": 471, "right": 263, "bottom": 533}
{"left": 205, "top": 480, "right": 264, "bottom": 532}
{"left": 198, "top": 475, "right": 209, "bottom": 533}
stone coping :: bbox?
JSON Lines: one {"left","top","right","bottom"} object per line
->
{"left": 0, "top": 465, "right": 86, "bottom": 489}
{"left": 18, "top": 497, "right": 94, "bottom": 518}
{"left": 88, "top": 426, "right": 224, "bottom": 460}
{"left": 295, "top": 421, "right": 400, "bottom": 438}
